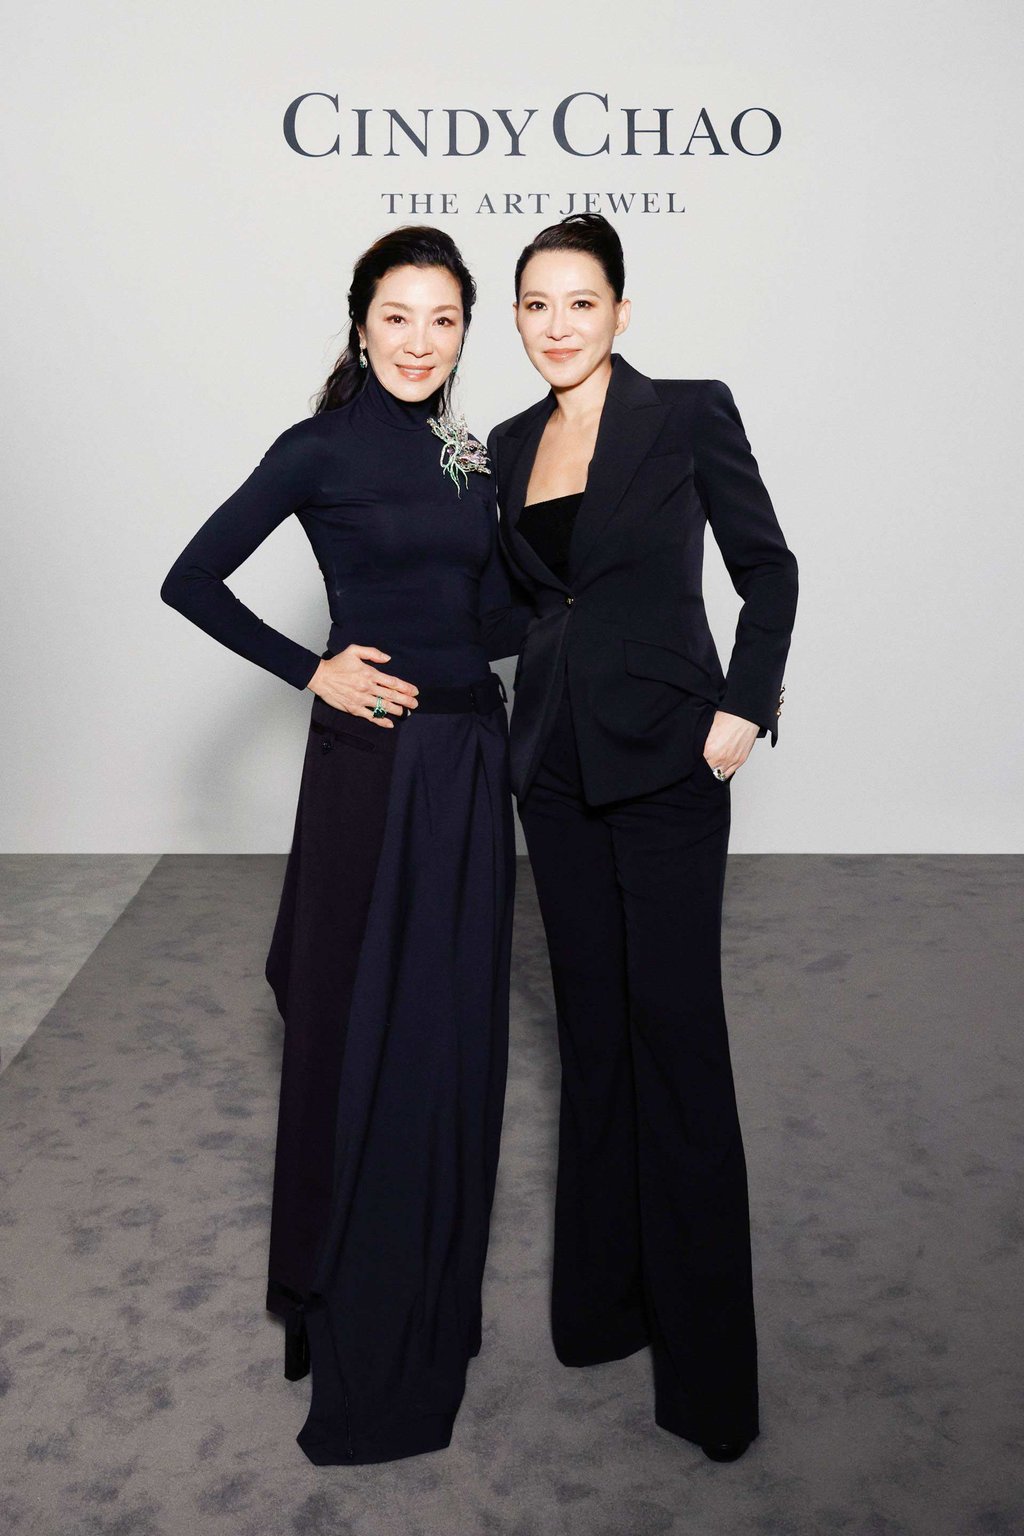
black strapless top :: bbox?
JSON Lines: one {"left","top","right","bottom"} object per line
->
{"left": 517, "top": 492, "right": 584, "bottom": 586}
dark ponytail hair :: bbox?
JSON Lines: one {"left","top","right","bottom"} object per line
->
{"left": 314, "top": 225, "right": 477, "bottom": 415}
{"left": 514, "top": 212, "right": 625, "bottom": 302}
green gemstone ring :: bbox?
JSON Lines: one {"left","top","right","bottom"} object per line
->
{"left": 371, "top": 696, "right": 387, "bottom": 718}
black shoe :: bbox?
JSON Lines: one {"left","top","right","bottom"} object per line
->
{"left": 284, "top": 1306, "right": 310, "bottom": 1381}
{"left": 700, "top": 1437, "right": 753, "bottom": 1463}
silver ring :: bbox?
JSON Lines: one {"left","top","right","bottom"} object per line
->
{"left": 371, "top": 695, "right": 387, "bottom": 718}
{"left": 712, "top": 765, "right": 728, "bottom": 782}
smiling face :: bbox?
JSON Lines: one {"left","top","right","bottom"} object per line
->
{"left": 514, "top": 250, "right": 630, "bottom": 390}
{"left": 359, "top": 264, "right": 465, "bottom": 401}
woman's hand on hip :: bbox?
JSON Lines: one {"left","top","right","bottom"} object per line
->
{"left": 703, "top": 710, "right": 760, "bottom": 779}
{"left": 306, "top": 645, "right": 419, "bottom": 728}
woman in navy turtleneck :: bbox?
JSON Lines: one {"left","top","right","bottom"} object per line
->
{"left": 160, "top": 227, "right": 527, "bottom": 1466}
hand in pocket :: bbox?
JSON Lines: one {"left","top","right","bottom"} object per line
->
{"left": 701, "top": 709, "right": 760, "bottom": 781}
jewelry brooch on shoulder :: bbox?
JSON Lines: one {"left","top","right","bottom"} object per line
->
{"left": 427, "top": 411, "right": 491, "bottom": 496}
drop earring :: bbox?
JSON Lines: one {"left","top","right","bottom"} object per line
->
{"left": 358, "top": 345, "right": 367, "bottom": 370}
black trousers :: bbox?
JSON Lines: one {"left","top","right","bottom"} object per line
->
{"left": 517, "top": 681, "right": 759, "bottom": 1446}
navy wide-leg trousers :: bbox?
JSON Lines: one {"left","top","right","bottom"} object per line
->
{"left": 517, "top": 682, "right": 759, "bottom": 1447}
{"left": 264, "top": 675, "right": 515, "bottom": 1464}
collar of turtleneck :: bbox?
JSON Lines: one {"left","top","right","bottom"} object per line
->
{"left": 358, "top": 361, "right": 442, "bottom": 432}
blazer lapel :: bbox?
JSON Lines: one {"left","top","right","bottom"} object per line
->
{"left": 568, "top": 355, "right": 668, "bottom": 580}
{"left": 496, "top": 395, "right": 569, "bottom": 592}
{"left": 494, "top": 353, "right": 668, "bottom": 593}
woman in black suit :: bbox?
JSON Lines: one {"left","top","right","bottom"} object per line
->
{"left": 487, "top": 213, "right": 798, "bottom": 1462}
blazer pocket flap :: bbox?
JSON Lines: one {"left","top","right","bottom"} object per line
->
{"left": 623, "top": 638, "right": 721, "bottom": 702}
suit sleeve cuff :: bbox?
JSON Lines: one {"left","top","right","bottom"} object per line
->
{"left": 720, "top": 688, "right": 780, "bottom": 747}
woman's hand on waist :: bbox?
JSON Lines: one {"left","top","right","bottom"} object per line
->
{"left": 703, "top": 710, "right": 760, "bottom": 780}
{"left": 307, "top": 645, "right": 419, "bottom": 728}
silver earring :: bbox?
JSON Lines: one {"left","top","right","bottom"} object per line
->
{"left": 358, "top": 346, "right": 367, "bottom": 370}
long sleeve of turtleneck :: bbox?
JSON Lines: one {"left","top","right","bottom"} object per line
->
{"left": 161, "top": 365, "right": 526, "bottom": 691}
{"left": 160, "top": 421, "right": 325, "bottom": 690}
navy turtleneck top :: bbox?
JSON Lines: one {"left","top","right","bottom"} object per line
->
{"left": 160, "top": 365, "right": 529, "bottom": 690}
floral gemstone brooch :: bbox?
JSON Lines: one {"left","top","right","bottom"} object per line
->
{"left": 427, "top": 412, "right": 491, "bottom": 495}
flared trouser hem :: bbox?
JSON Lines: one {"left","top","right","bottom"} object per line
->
{"left": 296, "top": 1412, "right": 456, "bottom": 1467}
{"left": 653, "top": 1407, "right": 760, "bottom": 1451}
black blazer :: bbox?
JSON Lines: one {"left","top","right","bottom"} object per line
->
{"left": 486, "top": 353, "right": 799, "bottom": 805}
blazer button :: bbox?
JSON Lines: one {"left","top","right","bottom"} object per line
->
{"left": 565, "top": 595, "right": 575, "bottom": 607}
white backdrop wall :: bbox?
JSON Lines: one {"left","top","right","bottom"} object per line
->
{"left": 2, "top": 1, "right": 1021, "bottom": 853}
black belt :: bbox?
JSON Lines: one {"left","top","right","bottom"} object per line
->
{"left": 320, "top": 650, "right": 507, "bottom": 715}
{"left": 410, "top": 673, "right": 507, "bottom": 714}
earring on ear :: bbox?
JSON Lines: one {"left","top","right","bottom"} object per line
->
{"left": 358, "top": 344, "right": 368, "bottom": 370}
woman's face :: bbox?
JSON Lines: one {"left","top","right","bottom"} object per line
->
{"left": 514, "top": 250, "right": 630, "bottom": 390}
{"left": 359, "top": 264, "right": 465, "bottom": 401}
